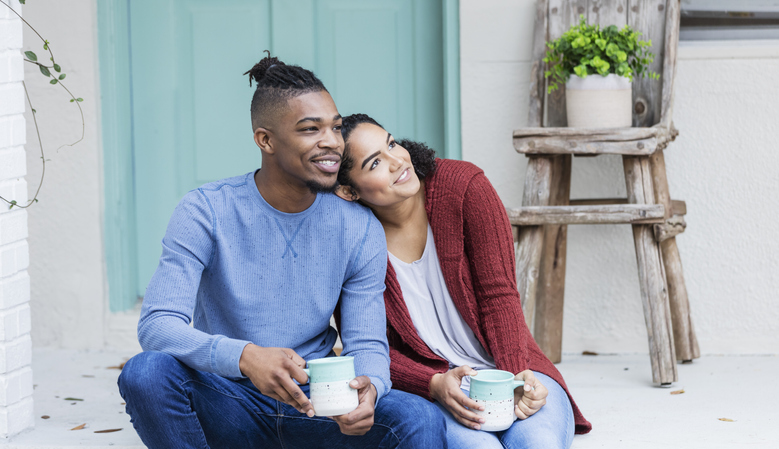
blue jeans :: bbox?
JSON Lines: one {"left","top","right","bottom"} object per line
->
{"left": 434, "top": 371, "right": 574, "bottom": 449}
{"left": 118, "top": 351, "right": 447, "bottom": 449}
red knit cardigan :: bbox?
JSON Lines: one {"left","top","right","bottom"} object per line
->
{"left": 384, "top": 159, "right": 591, "bottom": 434}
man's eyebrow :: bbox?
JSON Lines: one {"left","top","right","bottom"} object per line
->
{"left": 296, "top": 117, "right": 322, "bottom": 125}
{"left": 296, "top": 114, "right": 342, "bottom": 125}
{"left": 361, "top": 151, "right": 382, "bottom": 169}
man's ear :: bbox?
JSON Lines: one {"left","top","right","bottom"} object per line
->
{"left": 254, "top": 127, "right": 273, "bottom": 154}
{"left": 335, "top": 185, "right": 360, "bottom": 202}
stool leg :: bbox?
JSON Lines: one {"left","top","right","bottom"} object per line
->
{"left": 534, "top": 155, "right": 571, "bottom": 363}
{"left": 649, "top": 151, "right": 700, "bottom": 362}
{"left": 623, "top": 156, "right": 678, "bottom": 384}
{"left": 661, "top": 238, "right": 700, "bottom": 361}
{"left": 516, "top": 156, "right": 555, "bottom": 332}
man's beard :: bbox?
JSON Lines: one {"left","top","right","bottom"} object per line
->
{"left": 305, "top": 178, "right": 338, "bottom": 194}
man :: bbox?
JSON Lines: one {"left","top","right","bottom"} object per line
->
{"left": 118, "top": 54, "right": 446, "bottom": 448}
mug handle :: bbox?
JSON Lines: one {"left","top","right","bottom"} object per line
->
{"left": 513, "top": 380, "right": 525, "bottom": 390}
{"left": 302, "top": 368, "right": 310, "bottom": 385}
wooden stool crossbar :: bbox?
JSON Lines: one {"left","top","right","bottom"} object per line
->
{"left": 508, "top": 0, "right": 699, "bottom": 385}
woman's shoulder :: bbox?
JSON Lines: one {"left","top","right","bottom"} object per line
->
{"left": 428, "top": 158, "right": 485, "bottom": 189}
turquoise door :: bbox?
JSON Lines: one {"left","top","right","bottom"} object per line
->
{"left": 103, "top": 0, "right": 455, "bottom": 305}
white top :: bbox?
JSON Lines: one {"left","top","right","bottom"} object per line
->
{"left": 389, "top": 225, "right": 495, "bottom": 390}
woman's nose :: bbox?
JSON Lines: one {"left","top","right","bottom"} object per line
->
{"left": 387, "top": 152, "right": 403, "bottom": 170}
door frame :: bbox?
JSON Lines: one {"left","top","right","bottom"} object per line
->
{"left": 98, "top": 0, "right": 462, "bottom": 311}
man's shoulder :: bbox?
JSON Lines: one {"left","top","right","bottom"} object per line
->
{"left": 196, "top": 172, "right": 252, "bottom": 196}
{"left": 316, "top": 194, "right": 383, "bottom": 237}
{"left": 317, "top": 193, "right": 374, "bottom": 219}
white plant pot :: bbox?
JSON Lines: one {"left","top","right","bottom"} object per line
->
{"left": 565, "top": 74, "right": 632, "bottom": 128}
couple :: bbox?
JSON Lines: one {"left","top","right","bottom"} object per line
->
{"left": 118, "top": 54, "right": 590, "bottom": 448}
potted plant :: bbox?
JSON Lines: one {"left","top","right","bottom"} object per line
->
{"left": 543, "top": 16, "right": 659, "bottom": 128}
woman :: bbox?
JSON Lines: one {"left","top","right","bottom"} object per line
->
{"left": 335, "top": 114, "right": 591, "bottom": 448}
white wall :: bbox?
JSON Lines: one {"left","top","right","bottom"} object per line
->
{"left": 460, "top": 0, "right": 779, "bottom": 355}
{"left": 0, "top": 0, "right": 34, "bottom": 438}
{"left": 21, "top": 0, "right": 106, "bottom": 349}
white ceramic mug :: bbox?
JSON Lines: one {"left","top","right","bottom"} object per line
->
{"left": 468, "top": 369, "right": 525, "bottom": 432}
{"left": 303, "top": 356, "right": 359, "bottom": 416}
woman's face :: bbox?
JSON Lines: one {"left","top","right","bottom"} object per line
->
{"left": 343, "top": 123, "right": 421, "bottom": 207}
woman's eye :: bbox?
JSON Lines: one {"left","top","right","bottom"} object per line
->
{"left": 388, "top": 140, "right": 395, "bottom": 150}
{"left": 370, "top": 159, "right": 380, "bottom": 170}
{"left": 334, "top": 125, "right": 342, "bottom": 132}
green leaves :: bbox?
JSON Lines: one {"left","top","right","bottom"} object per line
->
{"left": 39, "top": 65, "right": 51, "bottom": 77}
{"left": 24, "top": 51, "right": 37, "bottom": 61}
{"left": 543, "top": 15, "right": 659, "bottom": 93}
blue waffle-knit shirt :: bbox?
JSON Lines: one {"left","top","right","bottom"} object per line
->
{"left": 138, "top": 171, "right": 391, "bottom": 399}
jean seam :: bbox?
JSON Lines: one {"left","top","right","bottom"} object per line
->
{"left": 180, "top": 379, "right": 246, "bottom": 401}
{"left": 177, "top": 380, "right": 214, "bottom": 449}
{"left": 277, "top": 417, "right": 400, "bottom": 447}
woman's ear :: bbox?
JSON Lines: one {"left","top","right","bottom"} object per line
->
{"left": 335, "top": 185, "right": 360, "bottom": 202}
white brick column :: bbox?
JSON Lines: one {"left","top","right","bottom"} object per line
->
{"left": 0, "top": 0, "right": 33, "bottom": 439}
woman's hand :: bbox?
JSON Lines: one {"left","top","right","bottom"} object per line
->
{"left": 513, "top": 370, "right": 548, "bottom": 419}
{"left": 429, "top": 366, "right": 486, "bottom": 430}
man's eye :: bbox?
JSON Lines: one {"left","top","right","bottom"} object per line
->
{"left": 302, "top": 127, "right": 318, "bottom": 132}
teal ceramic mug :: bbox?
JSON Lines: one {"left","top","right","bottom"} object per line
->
{"left": 303, "top": 356, "right": 359, "bottom": 416}
{"left": 468, "top": 369, "right": 525, "bottom": 432}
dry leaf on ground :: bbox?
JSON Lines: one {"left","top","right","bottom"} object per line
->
{"left": 94, "top": 428, "right": 123, "bottom": 433}
{"left": 582, "top": 351, "right": 598, "bottom": 356}
{"left": 106, "top": 362, "right": 126, "bottom": 370}
{"left": 718, "top": 418, "right": 735, "bottom": 422}
{"left": 670, "top": 389, "right": 685, "bottom": 395}
{"left": 64, "top": 397, "right": 84, "bottom": 401}
{"left": 41, "top": 415, "right": 50, "bottom": 419}
{"left": 70, "top": 423, "right": 86, "bottom": 431}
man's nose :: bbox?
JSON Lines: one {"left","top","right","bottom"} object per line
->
{"left": 321, "top": 127, "right": 342, "bottom": 149}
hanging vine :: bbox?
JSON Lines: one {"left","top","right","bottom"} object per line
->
{"left": 1, "top": 0, "right": 85, "bottom": 209}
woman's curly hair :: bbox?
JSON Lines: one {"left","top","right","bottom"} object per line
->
{"left": 337, "top": 113, "right": 437, "bottom": 195}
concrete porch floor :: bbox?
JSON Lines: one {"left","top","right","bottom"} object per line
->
{"left": 1, "top": 349, "right": 776, "bottom": 448}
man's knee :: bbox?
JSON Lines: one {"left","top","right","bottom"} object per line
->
{"left": 378, "top": 389, "right": 447, "bottom": 435}
{"left": 118, "top": 351, "right": 183, "bottom": 398}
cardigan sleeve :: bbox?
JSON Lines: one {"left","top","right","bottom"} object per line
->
{"left": 387, "top": 325, "right": 448, "bottom": 401}
{"left": 461, "top": 172, "right": 530, "bottom": 374}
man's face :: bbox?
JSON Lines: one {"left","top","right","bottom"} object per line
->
{"left": 268, "top": 90, "right": 343, "bottom": 193}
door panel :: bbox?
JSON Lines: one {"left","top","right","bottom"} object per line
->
{"left": 129, "top": 0, "right": 444, "bottom": 297}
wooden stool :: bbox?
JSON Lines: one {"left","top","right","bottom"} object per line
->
{"left": 507, "top": 0, "right": 699, "bottom": 385}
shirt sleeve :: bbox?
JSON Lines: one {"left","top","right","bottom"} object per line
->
{"left": 338, "top": 215, "right": 391, "bottom": 403}
{"left": 137, "top": 189, "right": 251, "bottom": 378}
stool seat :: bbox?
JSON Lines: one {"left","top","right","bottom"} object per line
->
{"left": 513, "top": 125, "right": 679, "bottom": 156}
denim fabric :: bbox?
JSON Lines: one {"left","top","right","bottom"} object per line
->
{"left": 433, "top": 371, "right": 574, "bottom": 449}
{"left": 118, "top": 352, "right": 447, "bottom": 449}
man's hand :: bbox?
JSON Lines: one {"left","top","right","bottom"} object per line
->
{"left": 331, "top": 376, "right": 377, "bottom": 435}
{"left": 429, "top": 366, "right": 485, "bottom": 430}
{"left": 239, "top": 344, "right": 314, "bottom": 416}
{"left": 513, "top": 370, "right": 548, "bottom": 419}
